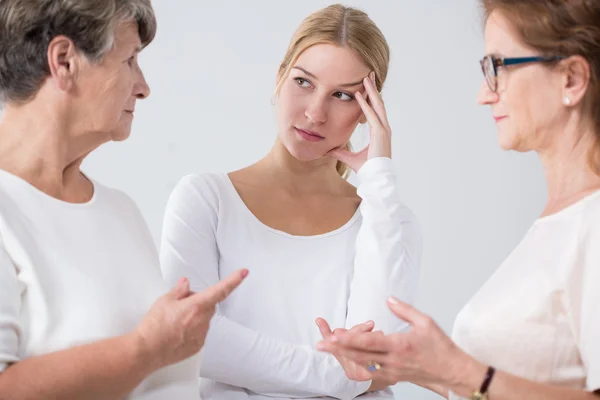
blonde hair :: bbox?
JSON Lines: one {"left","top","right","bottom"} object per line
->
{"left": 276, "top": 4, "right": 390, "bottom": 179}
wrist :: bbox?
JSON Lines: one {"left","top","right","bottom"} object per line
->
{"left": 125, "top": 331, "right": 163, "bottom": 375}
{"left": 446, "top": 351, "right": 488, "bottom": 398}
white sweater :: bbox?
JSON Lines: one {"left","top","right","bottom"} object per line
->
{"left": 0, "top": 169, "right": 201, "bottom": 399}
{"left": 160, "top": 157, "right": 422, "bottom": 399}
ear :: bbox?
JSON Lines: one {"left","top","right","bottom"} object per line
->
{"left": 561, "top": 55, "right": 591, "bottom": 107}
{"left": 47, "top": 35, "right": 81, "bottom": 92}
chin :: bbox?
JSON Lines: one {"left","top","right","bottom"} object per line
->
{"left": 110, "top": 129, "right": 132, "bottom": 142}
{"left": 287, "top": 144, "right": 322, "bottom": 161}
{"left": 497, "top": 128, "right": 521, "bottom": 151}
{"left": 278, "top": 132, "right": 323, "bottom": 161}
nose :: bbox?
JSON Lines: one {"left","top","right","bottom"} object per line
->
{"left": 305, "top": 95, "right": 328, "bottom": 125}
{"left": 133, "top": 64, "right": 151, "bottom": 100}
{"left": 477, "top": 79, "right": 498, "bottom": 106}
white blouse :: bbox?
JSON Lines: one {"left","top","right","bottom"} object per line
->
{"left": 451, "top": 190, "right": 600, "bottom": 398}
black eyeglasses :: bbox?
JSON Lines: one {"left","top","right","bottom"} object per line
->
{"left": 480, "top": 55, "right": 565, "bottom": 92}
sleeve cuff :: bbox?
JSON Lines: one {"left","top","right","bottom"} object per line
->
{"left": 356, "top": 157, "right": 394, "bottom": 183}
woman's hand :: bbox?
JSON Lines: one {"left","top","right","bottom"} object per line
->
{"left": 316, "top": 318, "right": 375, "bottom": 382}
{"left": 327, "top": 71, "right": 392, "bottom": 172}
{"left": 316, "top": 297, "right": 484, "bottom": 392}
{"left": 316, "top": 318, "right": 394, "bottom": 393}
{"left": 134, "top": 269, "right": 248, "bottom": 370}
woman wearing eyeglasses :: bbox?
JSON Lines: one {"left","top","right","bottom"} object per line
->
{"left": 317, "top": 1, "right": 600, "bottom": 399}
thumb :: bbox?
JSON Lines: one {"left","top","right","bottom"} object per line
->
{"left": 387, "top": 297, "right": 423, "bottom": 326}
{"left": 315, "top": 318, "right": 333, "bottom": 339}
{"left": 169, "top": 277, "right": 190, "bottom": 300}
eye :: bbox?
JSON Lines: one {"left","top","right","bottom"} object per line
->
{"left": 333, "top": 91, "right": 355, "bottom": 101}
{"left": 294, "top": 77, "right": 312, "bottom": 88}
{"left": 126, "top": 56, "right": 135, "bottom": 67}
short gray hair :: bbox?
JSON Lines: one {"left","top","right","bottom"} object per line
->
{"left": 0, "top": 0, "right": 157, "bottom": 104}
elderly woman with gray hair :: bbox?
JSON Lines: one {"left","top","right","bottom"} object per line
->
{"left": 0, "top": 1, "right": 247, "bottom": 399}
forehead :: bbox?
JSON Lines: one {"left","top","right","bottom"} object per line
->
{"left": 294, "top": 43, "right": 370, "bottom": 83}
{"left": 484, "top": 10, "right": 529, "bottom": 55}
{"left": 112, "top": 21, "right": 142, "bottom": 51}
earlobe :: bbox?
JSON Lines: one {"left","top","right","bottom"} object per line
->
{"left": 562, "top": 55, "right": 591, "bottom": 107}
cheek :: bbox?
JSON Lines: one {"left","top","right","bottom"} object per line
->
{"left": 329, "top": 103, "right": 362, "bottom": 135}
{"left": 276, "top": 86, "right": 309, "bottom": 123}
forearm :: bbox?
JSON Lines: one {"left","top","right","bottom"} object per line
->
{"left": 202, "top": 315, "right": 369, "bottom": 399}
{"left": 347, "top": 158, "right": 422, "bottom": 332}
{"left": 450, "top": 357, "right": 599, "bottom": 400}
{"left": 0, "top": 333, "right": 155, "bottom": 400}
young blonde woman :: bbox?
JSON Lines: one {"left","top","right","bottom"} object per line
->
{"left": 160, "top": 4, "right": 422, "bottom": 399}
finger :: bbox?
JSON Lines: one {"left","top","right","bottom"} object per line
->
{"left": 387, "top": 297, "right": 427, "bottom": 327}
{"left": 365, "top": 368, "right": 399, "bottom": 385}
{"left": 316, "top": 341, "right": 385, "bottom": 365}
{"left": 327, "top": 144, "right": 369, "bottom": 163}
{"left": 333, "top": 328, "right": 348, "bottom": 336}
{"left": 315, "top": 318, "right": 333, "bottom": 339}
{"left": 331, "top": 331, "right": 392, "bottom": 353}
{"left": 326, "top": 146, "right": 356, "bottom": 166}
{"left": 356, "top": 91, "right": 384, "bottom": 131}
{"left": 169, "top": 277, "right": 191, "bottom": 300}
{"left": 186, "top": 269, "right": 249, "bottom": 307}
{"left": 364, "top": 72, "right": 390, "bottom": 129}
{"left": 349, "top": 320, "right": 375, "bottom": 333}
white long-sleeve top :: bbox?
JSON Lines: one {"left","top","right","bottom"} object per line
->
{"left": 0, "top": 169, "right": 201, "bottom": 399}
{"left": 160, "top": 157, "right": 422, "bottom": 400}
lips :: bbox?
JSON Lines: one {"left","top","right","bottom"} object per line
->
{"left": 295, "top": 127, "right": 324, "bottom": 142}
{"left": 297, "top": 128, "right": 323, "bottom": 138}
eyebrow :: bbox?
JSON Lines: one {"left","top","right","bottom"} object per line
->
{"left": 293, "top": 66, "right": 365, "bottom": 88}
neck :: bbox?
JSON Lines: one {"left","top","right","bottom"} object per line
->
{"left": 538, "top": 118, "right": 600, "bottom": 214}
{"left": 257, "top": 137, "right": 345, "bottom": 194}
{"left": 0, "top": 99, "right": 107, "bottom": 190}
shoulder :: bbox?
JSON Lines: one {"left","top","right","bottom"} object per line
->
{"left": 168, "top": 172, "right": 230, "bottom": 205}
{"left": 91, "top": 179, "right": 145, "bottom": 218}
{"left": 163, "top": 173, "right": 236, "bottom": 224}
{"left": 578, "top": 190, "right": 600, "bottom": 239}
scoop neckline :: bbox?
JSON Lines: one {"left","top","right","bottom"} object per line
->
{"left": 0, "top": 168, "right": 98, "bottom": 208}
{"left": 221, "top": 172, "right": 361, "bottom": 239}
{"left": 534, "top": 188, "right": 600, "bottom": 224}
